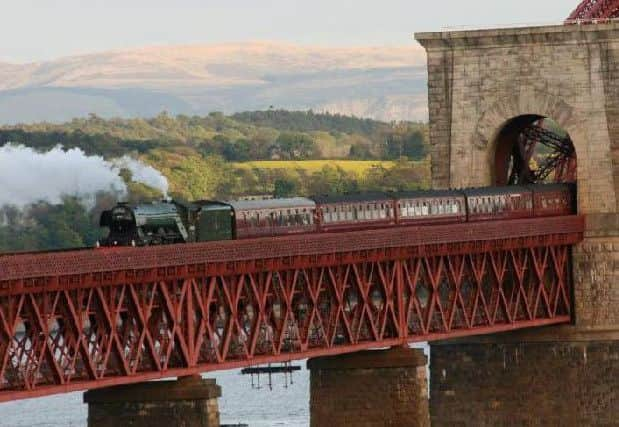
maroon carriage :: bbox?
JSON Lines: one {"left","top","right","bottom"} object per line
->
{"left": 228, "top": 197, "right": 317, "bottom": 239}
{"left": 531, "top": 183, "right": 576, "bottom": 217}
{"left": 312, "top": 192, "right": 396, "bottom": 233}
{"left": 394, "top": 189, "right": 467, "bottom": 226}
{"left": 464, "top": 186, "right": 533, "bottom": 222}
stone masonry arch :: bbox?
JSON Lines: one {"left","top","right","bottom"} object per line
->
{"left": 478, "top": 93, "right": 586, "bottom": 187}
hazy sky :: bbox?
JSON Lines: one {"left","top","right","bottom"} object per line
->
{"left": 2, "top": 0, "right": 580, "bottom": 63}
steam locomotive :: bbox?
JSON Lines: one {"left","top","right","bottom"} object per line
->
{"left": 99, "top": 183, "right": 576, "bottom": 247}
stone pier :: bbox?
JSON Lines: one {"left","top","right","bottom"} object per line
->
{"left": 84, "top": 375, "right": 221, "bottom": 427}
{"left": 308, "top": 347, "right": 430, "bottom": 427}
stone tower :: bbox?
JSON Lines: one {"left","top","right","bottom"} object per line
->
{"left": 416, "top": 23, "right": 619, "bottom": 425}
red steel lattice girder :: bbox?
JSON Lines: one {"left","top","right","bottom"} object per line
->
{"left": 568, "top": 0, "right": 619, "bottom": 20}
{"left": 0, "top": 216, "right": 584, "bottom": 401}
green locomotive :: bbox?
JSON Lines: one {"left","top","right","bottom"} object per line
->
{"left": 99, "top": 200, "right": 233, "bottom": 246}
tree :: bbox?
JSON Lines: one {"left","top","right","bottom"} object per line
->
{"left": 273, "top": 178, "right": 298, "bottom": 197}
{"left": 272, "top": 132, "right": 316, "bottom": 160}
{"left": 383, "top": 124, "right": 426, "bottom": 160}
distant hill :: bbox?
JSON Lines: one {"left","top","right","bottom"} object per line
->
{"left": 0, "top": 42, "right": 428, "bottom": 124}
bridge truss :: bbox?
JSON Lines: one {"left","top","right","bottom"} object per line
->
{"left": 568, "top": 0, "right": 619, "bottom": 20}
{"left": 0, "top": 216, "right": 583, "bottom": 401}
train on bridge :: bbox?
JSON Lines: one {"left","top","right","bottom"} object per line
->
{"left": 100, "top": 183, "right": 576, "bottom": 246}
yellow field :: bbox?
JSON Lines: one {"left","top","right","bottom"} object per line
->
{"left": 231, "top": 160, "right": 400, "bottom": 174}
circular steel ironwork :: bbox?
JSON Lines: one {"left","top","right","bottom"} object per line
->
{"left": 495, "top": 117, "right": 577, "bottom": 186}
{"left": 568, "top": 0, "right": 619, "bottom": 20}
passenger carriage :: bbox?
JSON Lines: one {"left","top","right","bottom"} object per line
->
{"left": 227, "top": 197, "right": 316, "bottom": 239}
{"left": 394, "top": 189, "right": 467, "bottom": 226}
{"left": 464, "top": 186, "right": 533, "bottom": 222}
{"left": 311, "top": 192, "right": 396, "bottom": 233}
{"left": 531, "top": 183, "right": 576, "bottom": 217}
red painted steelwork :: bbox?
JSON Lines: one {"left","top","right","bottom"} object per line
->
{"left": 0, "top": 216, "right": 583, "bottom": 401}
{"left": 568, "top": 0, "right": 619, "bottom": 20}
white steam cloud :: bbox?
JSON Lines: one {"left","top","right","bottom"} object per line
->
{"left": 113, "top": 155, "right": 169, "bottom": 197}
{"left": 0, "top": 144, "right": 169, "bottom": 208}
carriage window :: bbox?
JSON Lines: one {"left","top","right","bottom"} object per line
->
{"left": 379, "top": 203, "right": 386, "bottom": 219}
{"left": 297, "top": 211, "right": 303, "bottom": 225}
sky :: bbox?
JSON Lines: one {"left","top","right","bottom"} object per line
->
{"left": 1, "top": 0, "right": 581, "bottom": 63}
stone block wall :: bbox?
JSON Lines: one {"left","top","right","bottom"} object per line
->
{"left": 430, "top": 340, "right": 619, "bottom": 426}
{"left": 308, "top": 347, "right": 429, "bottom": 427}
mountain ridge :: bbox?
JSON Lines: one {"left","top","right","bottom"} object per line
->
{"left": 0, "top": 41, "right": 429, "bottom": 124}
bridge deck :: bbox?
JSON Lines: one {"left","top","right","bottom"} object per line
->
{"left": 0, "top": 216, "right": 584, "bottom": 401}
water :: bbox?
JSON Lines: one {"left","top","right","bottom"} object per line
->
{"left": 0, "top": 344, "right": 428, "bottom": 427}
{"left": 0, "top": 366, "right": 310, "bottom": 427}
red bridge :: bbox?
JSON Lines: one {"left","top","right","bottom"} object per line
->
{"left": 0, "top": 214, "right": 583, "bottom": 402}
